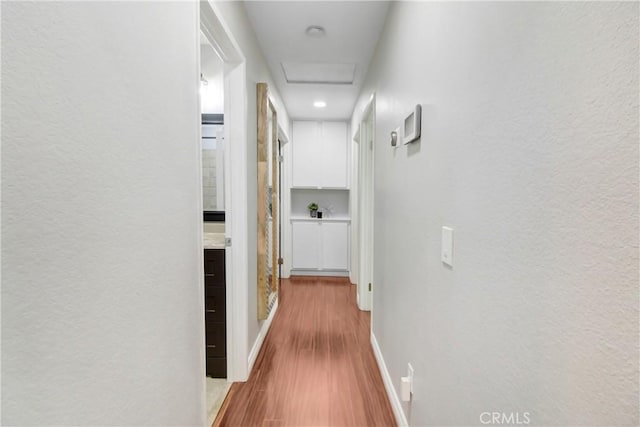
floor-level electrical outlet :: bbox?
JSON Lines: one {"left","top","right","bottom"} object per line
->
{"left": 401, "top": 377, "right": 411, "bottom": 401}
{"left": 441, "top": 226, "right": 454, "bottom": 267}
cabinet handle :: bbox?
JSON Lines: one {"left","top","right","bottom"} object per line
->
{"left": 206, "top": 310, "right": 217, "bottom": 313}
{"left": 207, "top": 345, "right": 217, "bottom": 349}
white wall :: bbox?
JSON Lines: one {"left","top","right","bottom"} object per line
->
{"left": 212, "top": 1, "right": 291, "bottom": 365}
{"left": 352, "top": 2, "right": 639, "bottom": 425}
{"left": 2, "top": 2, "right": 205, "bottom": 425}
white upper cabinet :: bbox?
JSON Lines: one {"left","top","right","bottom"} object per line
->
{"left": 321, "top": 122, "right": 348, "bottom": 188}
{"left": 292, "top": 121, "right": 348, "bottom": 189}
{"left": 292, "top": 121, "right": 322, "bottom": 187}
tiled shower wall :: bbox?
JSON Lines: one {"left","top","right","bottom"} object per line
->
{"left": 202, "top": 149, "right": 217, "bottom": 210}
{"left": 202, "top": 122, "right": 223, "bottom": 211}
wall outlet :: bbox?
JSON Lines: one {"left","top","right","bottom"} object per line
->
{"left": 441, "top": 226, "right": 454, "bottom": 267}
{"left": 407, "top": 363, "right": 414, "bottom": 393}
{"left": 401, "top": 376, "right": 411, "bottom": 401}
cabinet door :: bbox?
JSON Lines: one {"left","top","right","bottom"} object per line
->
{"left": 204, "top": 249, "right": 225, "bottom": 287}
{"left": 292, "top": 121, "right": 322, "bottom": 187}
{"left": 291, "top": 221, "right": 320, "bottom": 269}
{"left": 321, "top": 222, "right": 349, "bottom": 270}
{"left": 321, "top": 122, "right": 348, "bottom": 188}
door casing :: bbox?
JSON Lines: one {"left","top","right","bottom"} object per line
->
{"left": 357, "top": 95, "right": 375, "bottom": 311}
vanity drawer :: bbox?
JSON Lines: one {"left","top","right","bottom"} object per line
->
{"left": 203, "top": 247, "right": 226, "bottom": 378}
{"left": 206, "top": 324, "right": 226, "bottom": 357}
{"left": 205, "top": 287, "right": 226, "bottom": 323}
{"left": 204, "top": 249, "right": 225, "bottom": 287}
{"left": 206, "top": 357, "right": 226, "bottom": 378}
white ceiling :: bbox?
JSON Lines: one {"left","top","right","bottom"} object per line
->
{"left": 244, "top": 1, "right": 390, "bottom": 121}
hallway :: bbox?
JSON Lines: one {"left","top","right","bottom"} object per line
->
{"left": 216, "top": 277, "right": 395, "bottom": 426}
{"left": 2, "top": 2, "right": 638, "bottom": 426}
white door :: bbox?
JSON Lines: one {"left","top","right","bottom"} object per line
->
{"left": 357, "top": 100, "right": 374, "bottom": 311}
{"left": 321, "top": 222, "right": 349, "bottom": 270}
{"left": 291, "top": 221, "right": 320, "bottom": 269}
{"left": 321, "top": 122, "right": 348, "bottom": 188}
{"left": 292, "top": 121, "right": 322, "bottom": 187}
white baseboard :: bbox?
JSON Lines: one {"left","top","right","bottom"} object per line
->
{"left": 248, "top": 298, "right": 279, "bottom": 374}
{"left": 290, "top": 270, "right": 349, "bottom": 277}
{"left": 371, "top": 332, "right": 409, "bottom": 427}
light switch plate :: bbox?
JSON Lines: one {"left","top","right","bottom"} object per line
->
{"left": 441, "top": 226, "right": 454, "bottom": 267}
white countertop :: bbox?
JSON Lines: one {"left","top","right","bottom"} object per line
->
{"left": 203, "top": 232, "right": 225, "bottom": 249}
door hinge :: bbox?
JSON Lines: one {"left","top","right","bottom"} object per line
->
{"left": 225, "top": 237, "right": 232, "bottom": 247}
{"left": 278, "top": 257, "right": 284, "bottom": 265}
{"left": 278, "top": 155, "right": 284, "bottom": 163}
{"left": 368, "top": 282, "right": 372, "bottom": 292}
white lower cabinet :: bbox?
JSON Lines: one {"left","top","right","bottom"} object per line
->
{"left": 291, "top": 220, "right": 349, "bottom": 271}
{"left": 291, "top": 222, "right": 320, "bottom": 269}
{"left": 321, "top": 222, "right": 349, "bottom": 270}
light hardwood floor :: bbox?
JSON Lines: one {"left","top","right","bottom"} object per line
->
{"left": 215, "top": 276, "right": 396, "bottom": 427}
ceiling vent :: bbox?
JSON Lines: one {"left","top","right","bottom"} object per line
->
{"left": 281, "top": 62, "right": 356, "bottom": 85}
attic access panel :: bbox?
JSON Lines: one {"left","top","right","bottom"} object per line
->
{"left": 281, "top": 62, "right": 356, "bottom": 85}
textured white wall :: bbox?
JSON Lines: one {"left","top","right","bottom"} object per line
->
{"left": 351, "top": 2, "right": 639, "bottom": 425}
{"left": 211, "top": 1, "right": 291, "bottom": 362}
{"left": 2, "top": 2, "right": 205, "bottom": 425}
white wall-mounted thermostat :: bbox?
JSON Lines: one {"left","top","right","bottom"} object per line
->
{"left": 402, "top": 104, "right": 422, "bottom": 144}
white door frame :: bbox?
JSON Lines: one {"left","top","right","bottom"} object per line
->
{"left": 357, "top": 95, "right": 375, "bottom": 311}
{"left": 350, "top": 125, "right": 360, "bottom": 287}
{"left": 200, "top": 0, "right": 249, "bottom": 382}
{"left": 278, "top": 124, "right": 291, "bottom": 280}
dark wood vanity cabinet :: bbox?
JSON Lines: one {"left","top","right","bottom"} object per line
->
{"left": 204, "top": 249, "right": 226, "bottom": 377}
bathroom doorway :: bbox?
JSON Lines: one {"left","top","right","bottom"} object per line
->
{"left": 200, "top": 28, "right": 231, "bottom": 426}
{"left": 199, "top": 1, "right": 251, "bottom": 424}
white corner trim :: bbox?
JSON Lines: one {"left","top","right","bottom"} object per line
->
{"left": 248, "top": 298, "right": 279, "bottom": 373}
{"left": 371, "top": 332, "right": 409, "bottom": 427}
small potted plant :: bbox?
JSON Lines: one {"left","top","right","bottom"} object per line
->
{"left": 307, "top": 202, "right": 319, "bottom": 218}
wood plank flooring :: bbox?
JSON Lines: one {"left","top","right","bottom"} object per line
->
{"left": 215, "top": 276, "right": 396, "bottom": 427}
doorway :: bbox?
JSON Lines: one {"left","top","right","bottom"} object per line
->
{"left": 198, "top": 3, "right": 251, "bottom": 426}
{"left": 199, "top": 30, "right": 230, "bottom": 426}
{"left": 277, "top": 138, "right": 283, "bottom": 302}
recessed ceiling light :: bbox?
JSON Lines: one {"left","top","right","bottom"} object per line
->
{"left": 313, "top": 101, "right": 327, "bottom": 108}
{"left": 305, "top": 25, "right": 326, "bottom": 38}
